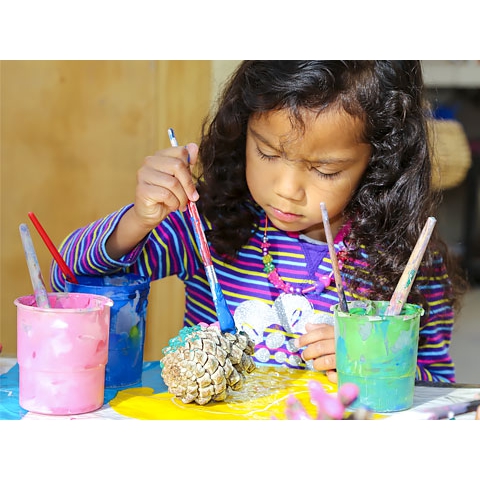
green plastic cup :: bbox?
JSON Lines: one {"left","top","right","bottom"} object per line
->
{"left": 333, "top": 300, "right": 423, "bottom": 413}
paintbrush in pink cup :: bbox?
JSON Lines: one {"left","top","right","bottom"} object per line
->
{"left": 19, "top": 223, "right": 50, "bottom": 308}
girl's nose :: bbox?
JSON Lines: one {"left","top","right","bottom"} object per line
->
{"left": 272, "top": 163, "right": 305, "bottom": 202}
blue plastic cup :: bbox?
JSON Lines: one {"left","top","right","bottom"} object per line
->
{"left": 65, "top": 273, "right": 150, "bottom": 388}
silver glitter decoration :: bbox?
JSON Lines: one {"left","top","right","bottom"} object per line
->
{"left": 304, "top": 359, "right": 315, "bottom": 370}
{"left": 254, "top": 347, "right": 271, "bottom": 363}
{"left": 234, "top": 299, "right": 273, "bottom": 345}
{"left": 274, "top": 351, "right": 288, "bottom": 364}
{"left": 265, "top": 332, "right": 284, "bottom": 349}
{"left": 287, "top": 355, "right": 303, "bottom": 368}
{"left": 286, "top": 338, "right": 298, "bottom": 353}
{"left": 315, "top": 312, "right": 335, "bottom": 327}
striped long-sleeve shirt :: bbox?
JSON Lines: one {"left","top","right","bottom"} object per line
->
{"left": 51, "top": 204, "right": 456, "bottom": 382}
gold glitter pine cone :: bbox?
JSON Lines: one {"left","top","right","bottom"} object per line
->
{"left": 161, "top": 325, "right": 256, "bottom": 405}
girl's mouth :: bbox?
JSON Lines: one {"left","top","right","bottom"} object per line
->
{"left": 269, "top": 207, "right": 302, "bottom": 223}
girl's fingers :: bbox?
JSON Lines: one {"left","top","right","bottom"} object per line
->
{"left": 185, "top": 142, "right": 199, "bottom": 165}
{"left": 297, "top": 323, "right": 333, "bottom": 347}
{"left": 163, "top": 142, "right": 200, "bottom": 202}
{"left": 297, "top": 323, "right": 336, "bottom": 373}
{"left": 138, "top": 147, "right": 199, "bottom": 210}
{"left": 184, "top": 143, "right": 200, "bottom": 201}
{"left": 300, "top": 335, "right": 335, "bottom": 362}
{"left": 325, "top": 369, "right": 338, "bottom": 384}
{"left": 308, "top": 352, "right": 336, "bottom": 371}
{"left": 138, "top": 168, "right": 190, "bottom": 211}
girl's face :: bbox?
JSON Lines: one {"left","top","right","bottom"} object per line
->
{"left": 246, "top": 108, "right": 372, "bottom": 242}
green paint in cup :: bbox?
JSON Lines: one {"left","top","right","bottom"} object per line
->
{"left": 333, "top": 300, "right": 423, "bottom": 413}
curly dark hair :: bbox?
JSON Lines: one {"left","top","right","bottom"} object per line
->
{"left": 197, "top": 60, "right": 467, "bottom": 316}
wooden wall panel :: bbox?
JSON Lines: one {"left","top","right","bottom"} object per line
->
{"left": 0, "top": 60, "right": 212, "bottom": 360}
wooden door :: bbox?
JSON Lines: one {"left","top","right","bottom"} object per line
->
{"left": 0, "top": 60, "right": 212, "bottom": 359}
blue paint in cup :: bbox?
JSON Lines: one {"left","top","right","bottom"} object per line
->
{"left": 65, "top": 273, "right": 150, "bottom": 388}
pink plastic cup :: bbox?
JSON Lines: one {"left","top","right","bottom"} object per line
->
{"left": 15, "top": 292, "right": 113, "bottom": 415}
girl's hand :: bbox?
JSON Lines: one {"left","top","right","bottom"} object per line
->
{"left": 133, "top": 143, "right": 200, "bottom": 230}
{"left": 297, "top": 323, "right": 338, "bottom": 383}
{"left": 106, "top": 143, "right": 200, "bottom": 260}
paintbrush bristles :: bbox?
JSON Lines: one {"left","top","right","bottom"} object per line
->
{"left": 385, "top": 217, "right": 437, "bottom": 316}
{"left": 320, "top": 203, "right": 349, "bottom": 313}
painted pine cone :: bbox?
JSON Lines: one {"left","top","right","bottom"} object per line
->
{"left": 161, "top": 325, "right": 256, "bottom": 405}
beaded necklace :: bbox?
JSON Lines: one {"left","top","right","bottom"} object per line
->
{"left": 261, "top": 217, "right": 345, "bottom": 296}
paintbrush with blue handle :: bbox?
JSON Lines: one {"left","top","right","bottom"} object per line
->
{"left": 168, "top": 128, "right": 236, "bottom": 334}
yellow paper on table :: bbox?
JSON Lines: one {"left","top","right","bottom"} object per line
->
{"left": 110, "top": 366, "right": 337, "bottom": 420}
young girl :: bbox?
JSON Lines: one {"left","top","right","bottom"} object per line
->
{"left": 51, "top": 61, "right": 467, "bottom": 384}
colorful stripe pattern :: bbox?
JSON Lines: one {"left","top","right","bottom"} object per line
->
{"left": 50, "top": 205, "right": 456, "bottom": 382}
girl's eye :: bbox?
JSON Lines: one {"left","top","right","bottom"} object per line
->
{"left": 314, "top": 169, "right": 341, "bottom": 180}
{"left": 256, "top": 147, "right": 278, "bottom": 161}
{"left": 257, "top": 145, "right": 341, "bottom": 179}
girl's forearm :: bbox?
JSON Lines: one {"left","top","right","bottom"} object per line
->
{"left": 106, "top": 207, "right": 154, "bottom": 260}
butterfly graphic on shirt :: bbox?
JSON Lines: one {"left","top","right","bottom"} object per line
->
{"left": 234, "top": 293, "right": 334, "bottom": 369}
